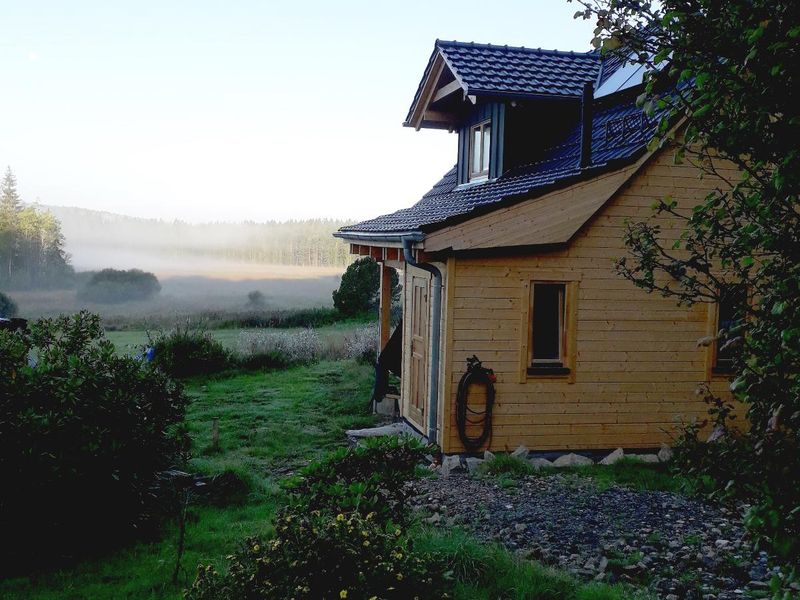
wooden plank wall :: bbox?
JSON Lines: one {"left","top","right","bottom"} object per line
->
{"left": 441, "top": 150, "right": 741, "bottom": 453}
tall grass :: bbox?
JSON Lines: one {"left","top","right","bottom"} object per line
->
{"left": 413, "top": 528, "right": 653, "bottom": 600}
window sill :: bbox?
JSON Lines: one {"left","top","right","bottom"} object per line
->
{"left": 527, "top": 365, "right": 571, "bottom": 377}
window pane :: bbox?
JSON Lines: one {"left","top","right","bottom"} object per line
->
{"left": 482, "top": 123, "right": 491, "bottom": 173}
{"left": 717, "top": 285, "right": 746, "bottom": 364}
{"left": 472, "top": 127, "right": 482, "bottom": 174}
{"left": 532, "top": 284, "right": 564, "bottom": 362}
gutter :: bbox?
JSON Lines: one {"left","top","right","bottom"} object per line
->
{"left": 402, "top": 235, "right": 442, "bottom": 446}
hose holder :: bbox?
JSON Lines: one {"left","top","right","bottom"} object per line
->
{"left": 455, "top": 355, "right": 496, "bottom": 452}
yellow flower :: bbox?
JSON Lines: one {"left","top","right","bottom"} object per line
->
{"left": 394, "top": 528, "right": 402, "bottom": 537}
{"left": 252, "top": 544, "right": 260, "bottom": 552}
{"left": 339, "top": 590, "right": 348, "bottom": 599}
{"left": 336, "top": 513, "right": 345, "bottom": 522}
{"left": 396, "top": 573, "right": 403, "bottom": 581}
{"left": 363, "top": 540, "right": 370, "bottom": 547}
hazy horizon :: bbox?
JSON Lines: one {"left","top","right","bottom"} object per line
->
{"left": 1, "top": 1, "right": 595, "bottom": 224}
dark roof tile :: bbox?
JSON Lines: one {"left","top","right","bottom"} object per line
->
{"left": 340, "top": 96, "right": 661, "bottom": 235}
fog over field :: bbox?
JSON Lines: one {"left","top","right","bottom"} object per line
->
{"left": 10, "top": 205, "right": 353, "bottom": 321}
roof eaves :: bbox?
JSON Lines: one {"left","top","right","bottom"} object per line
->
{"left": 417, "top": 151, "right": 648, "bottom": 235}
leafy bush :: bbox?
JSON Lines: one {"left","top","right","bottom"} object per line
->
{"left": 343, "top": 323, "right": 379, "bottom": 364}
{"left": 187, "top": 436, "right": 445, "bottom": 600}
{"left": 671, "top": 394, "right": 800, "bottom": 565}
{"left": 286, "top": 435, "right": 430, "bottom": 525}
{"left": 0, "top": 291, "right": 17, "bottom": 317}
{"left": 186, "top": 510, "right": 450, "bottom": 600}
{"left": 77, "top": 268, "right": 161, "bottom": 304}
{"left": 332, "top": 257, "right": 400, "bottom": 317}
{"left": 148, "top": 326, "right": 234, "bottom": 378}
{"left": 0, "top": 311, "right": 188, "bottom": 573}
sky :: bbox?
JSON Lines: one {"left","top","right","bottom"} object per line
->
{"left": 0, "top": 1, "right": 596, "bottom": 223}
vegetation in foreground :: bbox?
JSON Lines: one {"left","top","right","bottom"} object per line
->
{"left": 0, "top": 312, "right": 188, "bottom": 576}
{"left": 577, "top": 0, "right": 800, "bottom": 584}
{"left": 0, "top": 359, "right": 376, "bottom": 600}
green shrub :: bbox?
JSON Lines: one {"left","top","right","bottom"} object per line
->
{"left": 186, "top": 510, "right": 451, "bottom": 600}
{"left": 286, "top": 435, "right": 431, "bottom": 525}
{"left": 0, "top": 291, "right": 17, "bottom": 317}
{"left": 0, "top": 311, "right": 189, "bottom": 574}
{"left": 77, "top": 268, "right": 161, "bottom": 303}
{"left": 332, "top": 257, "right": 400, "bottom": 317}
{"left": 476, "top": 454, "right": 536, "bottom": 478}
{"left": 147, "top": 326, "right": 234, "bottom": 378}
{"left": 246, "top": 290, "right": 266, "bottom": 308}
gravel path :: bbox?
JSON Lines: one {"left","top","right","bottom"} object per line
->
{"left": 410, "top": 472, "right": 778, "bottom": 599}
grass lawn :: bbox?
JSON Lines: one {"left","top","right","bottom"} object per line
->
{"left": 0, "top": 360, "right": 376, "bottom": 600}
{"left": 1, "top": 358, "right": 663, "bottom": 600}
{"left": 107, "top": 321, "right": 370, "bottom": 355}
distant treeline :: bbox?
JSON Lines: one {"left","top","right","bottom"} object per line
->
{"left": 0, "top": 168, "right": 73, "bottom": 290}
{"left": 46, "top": 206, "right": 355, "bottom": 268}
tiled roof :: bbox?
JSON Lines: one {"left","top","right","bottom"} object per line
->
{"left": 340, "top": 95, "right": 659, "bottom": 235}
{"left": 439, "top": 40, "right": 601, "bottom": 97}
{"left": 406, "top": 41, "right": 602, "bottom": 125}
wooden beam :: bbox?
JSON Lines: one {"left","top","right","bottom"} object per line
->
{"left": 423, "top": 110, "right": 455, "bottom": 123}
{"left": 432, "top": 79, "right": 462, "bottom": 103}
{"left": 379, "top": 263, "right": 392, "bottom": 352}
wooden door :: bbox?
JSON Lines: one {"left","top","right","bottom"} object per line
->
{"left": 408, "top": 275, "right": 430, "bottom": 429}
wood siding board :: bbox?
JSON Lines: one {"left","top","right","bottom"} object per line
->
{"left": 433, "top": 145, "right": 740, "bottom": 453}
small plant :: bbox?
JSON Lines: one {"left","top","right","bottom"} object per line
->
{"left": 0, "top": 291, "right": 17, "bottom": 317}
{"left": 476, "top": 453, "right": 536, "bottom": 478}
{"left": 343, "top": 323, "right": 379, "bottom": 364}
{"left": 185, "top": 510, "right": 451, "bottom": 600}
{"left": 148, "top": 326, "right": 234, "bottom": 378}
{"left": 286, "top": 435, "right": 431, "bottom": 525}
{"left": 77, "top": 268, "right": 161, "bottom": 303}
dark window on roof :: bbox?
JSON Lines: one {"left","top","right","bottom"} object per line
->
{"left": 469, "top": 120, "right": 491, "bottom": 181}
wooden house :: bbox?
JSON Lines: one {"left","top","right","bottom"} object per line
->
{"left": 334, "top": 40, "right": 736, "bottom": 454}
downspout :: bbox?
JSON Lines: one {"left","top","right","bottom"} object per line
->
{"left": 402, "top": 235, "right": 442, "bottom": 446}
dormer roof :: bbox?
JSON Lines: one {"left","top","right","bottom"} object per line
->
{"left": 405, "top": 40, "right": 603, "bottom": 129}
{"left": 339, "top": 93, "right": 664, "bottom": 236}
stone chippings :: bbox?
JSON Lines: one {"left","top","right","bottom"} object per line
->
{"left": 409, "top": 472, "right": 780, "bottom": 600}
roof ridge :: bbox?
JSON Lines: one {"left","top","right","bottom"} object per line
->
{"left": 436, "top": 39, "right": 599, "bottom": 60}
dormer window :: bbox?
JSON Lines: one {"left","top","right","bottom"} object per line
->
{"left": 469, "top": 120, "right": 491, "bottom": 181}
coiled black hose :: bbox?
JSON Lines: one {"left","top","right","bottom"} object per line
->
{"left": 455, "top": 355, "right": 495, "bottom": 452}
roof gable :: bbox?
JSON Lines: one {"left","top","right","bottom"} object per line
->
{"left": 405, "top": 41, "right": 602, "bottom": 130}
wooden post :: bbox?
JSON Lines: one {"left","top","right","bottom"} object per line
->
{"left": 379, "top": 262, "right": 392, "bottom": 353}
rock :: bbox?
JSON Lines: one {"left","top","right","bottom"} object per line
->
{"left": 658, "top": 443, "right": 673, "bottom": 462}
{"left": 599, "top": 448, "right": 625, "bottom": 465}
{"left": 629, "top": 453, "right": 660, "bottom": 463}
{"left": 441, "top": 455, "right": 464, "bottom": 477}
{"left": 599, "top": 556, "right": 609, "bottom": 572}
{"left": 529, "top": 457, "right": 554, "bottom": 469}
{"left": 511, "top": 445, "right": 529, "bottom": 458}
{"left": 465, "top": 457, "right": 484, "bottom": 473}
{"left": 345, "top": 422, "right": 412, "bottom": 440}
{"left": 423, "top": 512, "right": 441, "bottom": 525}
{"left": 484, "top": 450, "right": 496, "bottom": 461}
{"left": 553, "top": 453, "right": 594, "bottom": 467}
